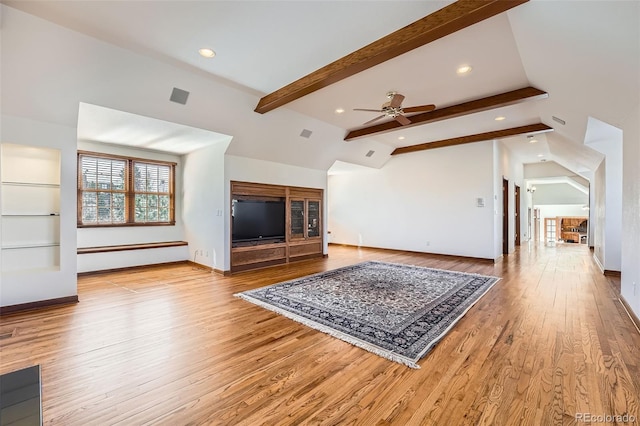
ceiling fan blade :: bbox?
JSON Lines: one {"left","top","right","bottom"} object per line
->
{"left": 362, "top": 115, "right": 386, "bottom": 125}
{"left": 402, "top": 104, "right": 436, "bottom": 113}
{"left": 389, "top": 93, "right": 405, "bottom": 108}
{"left": 395, "top": 115, "right": 411, "bottom": 126}
{"left": 353, "top": 108, "right": 384, "bottom": 112}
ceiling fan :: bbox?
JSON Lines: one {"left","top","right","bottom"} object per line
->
{"left": 354, "top": 92, "right": 436, "bottom": 126}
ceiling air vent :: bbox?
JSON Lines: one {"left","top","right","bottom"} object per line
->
{"left": 365, "top": 150, "right": 375, "bottom": 157}
{"left": 300, "top": 129, "right": 313, "bottom": 138}
{"left": 552, "top": 115, "right": 566, "bottom": 125}
{"left": 170, "top": 87, "right": 190, "bottom": 105}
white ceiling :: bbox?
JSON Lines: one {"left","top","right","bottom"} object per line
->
{"left": 77, "top": 103, "right": 232, "bottom": 154}
{"left": 2, "top": 0, "right": 638, "bottom": 171}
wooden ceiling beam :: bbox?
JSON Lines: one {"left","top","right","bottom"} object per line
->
{"left": 391, "top": 123, "right": 554, "bottom": 156}
{"left": 345, "top": 87, "right": 548, "bottom": 141}
{"left": 254, "top": 0, "right": 529, "bottom": 114}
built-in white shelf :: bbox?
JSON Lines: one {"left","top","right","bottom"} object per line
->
{"left": 1, "top": 181, "right": 60, "bottom": 188}
{"left": 1, "top": 143, "right": 62, "bottom": 274}
{"left": 2, "top": 243, "right": 61, "bottom": 250}
{"left": 2, "top": 214, "right": 60, "bottom": 217}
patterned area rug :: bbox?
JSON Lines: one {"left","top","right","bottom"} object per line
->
{"left": 235, "top": 261, "right": 500, "bottom": 368}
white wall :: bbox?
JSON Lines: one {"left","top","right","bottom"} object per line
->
{"left": 329, "top": 141, "right": 496, "bottom": 260}
{"left": 532, "top": 183, "right": 588, "bottom": 206}
{"left": 224, "top": 155, "right": 328, "bottom": 271}
{"left": 182, "top": 141, "right": 230, "bottom": 271}
{"left": 592, "top": 161, "right": 606, "bottom": 271}
{"left": 76, "top": 141, "right": 188, "bottom": 272}
{"left": 621, "top": 105, "right": 640, "bottom": 319}
{"left": 587, "top": 138, "right": 623, "bottom": 272}
{"left": 0, "top": 115, "right": 78, "bottom": 306}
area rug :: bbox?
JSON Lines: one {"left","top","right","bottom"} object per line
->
{"left": 235, "top": 261, "right": 500, "bottom": 368}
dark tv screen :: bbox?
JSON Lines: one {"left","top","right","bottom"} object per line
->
{"left": 232, "top": 199, "right": 285, "bottom": 242}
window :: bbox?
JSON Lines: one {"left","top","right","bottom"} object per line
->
{"left": 78, "top": 152, "right": 175, "bottom": 226}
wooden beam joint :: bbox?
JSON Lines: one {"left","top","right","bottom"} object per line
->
{"left": 391, "top": 123, "right": 554, "bottom": 156}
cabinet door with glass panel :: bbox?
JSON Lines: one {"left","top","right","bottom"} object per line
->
{"left": 289, "top": 198, "right": 321, "bottom": 240}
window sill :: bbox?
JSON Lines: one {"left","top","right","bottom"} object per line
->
{"left": 77, "top": 222, "right": 176, "bottom": 228}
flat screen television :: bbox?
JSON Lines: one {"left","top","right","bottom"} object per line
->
{"left": 232, "top": 199, "right": 285, "bottom": 243}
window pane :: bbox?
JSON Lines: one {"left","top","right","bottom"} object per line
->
{"left": 159, "top": 207, "right": 169, "bottom": 222}
{"left": 112, "top": 162, "right": 126, "bottom": 190}
{"left": 82, "top": 192, "right": 97, "bottom": 223}
{"left": 81, "top": 157, "right": 97, "bottom": 189}
{"left": 113, "top": 193, "right": 125, "bottom": 223}
{"left": 148, "top": 207, "right": 158, "bottom": 221}
{"left": 159, "top": 168, "right": 169, "bottom": 192}
{"left": 97, "top": 192, "right": 112, "bottom": 223}
{"left": 135, "top": 194, "right": 146, "bottom": 222}
{"left": 134, "top": 163, "right": 147, "bottom": 191}
{"left": 147, "top": 165, "right": 159, "bottom": 192}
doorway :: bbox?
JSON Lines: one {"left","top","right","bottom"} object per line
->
{"left": 515, "top": 185, "right": 521, "bottom": 246}
{"left": 503, "top": 178, "right": 509, "bottom": 255}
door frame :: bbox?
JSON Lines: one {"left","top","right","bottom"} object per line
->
{"left": 515, "top": 184, "right": 521, "bottom": 246}
{"left": 503, "top": 178, "right": 509, "bottom": 255}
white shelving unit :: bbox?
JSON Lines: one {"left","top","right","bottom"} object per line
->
{"left": 1, "top": 143, "right": 61, "bottom": 273}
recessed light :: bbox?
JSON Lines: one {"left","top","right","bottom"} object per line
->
{"left": 494, "top": 116, "right": 506, "bottom": 121}
{"left": 334, "top": 108, "right": 345, "bottom": 114}
{"left": 529, "top": 139, "right": 538, "bottom": 144}
{"left": 537, "top": 154, "right": 544, "bottom": 157}
{"left": 198, "top": 48, "right": 216, "bottom": 58}
{"left": 457, "top": 65, "right": 472, "bottom": 75}
{"left": 398, "top": 136, "right": 405, "bottom": 140}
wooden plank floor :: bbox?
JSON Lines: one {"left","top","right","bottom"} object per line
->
{"left": 1, "top": 243, "right": 639, "bottom": 425}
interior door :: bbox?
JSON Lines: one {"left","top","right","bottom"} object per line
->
{"left": 515, "top": 185, "right": 521, "bottom": 246}
{"left": 503, "top": 178, "right": 509, "bottom": 255}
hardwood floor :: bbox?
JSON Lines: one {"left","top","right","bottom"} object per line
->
{"left": 1, "top": 243, "right": 639, "bottom": 425}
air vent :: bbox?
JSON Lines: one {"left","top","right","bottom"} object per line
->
{"left": 170, "top": 87, "right": 190, "bottom": 105}
{"left": 552, "top": 116, "right": 566, "bottom": 125}
{"left": 300, "top": 129, "right": 312, "bottom": 138}
{"left": 365, "top": 150, "right": 375, "bottom": 157}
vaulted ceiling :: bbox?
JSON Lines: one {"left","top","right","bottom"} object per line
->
{"left": 2, "top": 0, "right": 638, "bottom": 173}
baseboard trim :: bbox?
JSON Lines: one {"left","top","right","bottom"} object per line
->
{"left": 186, "top": 261, "right": 231, "bottom": 276}
{"left": 619, "top": 295, "right": 640, "bottom": 335}
{"left": 0, "top": 295, "right": 79, "bottom": 316}
{"left": 327, "top": 242, "right": 495, "bottom": 263}
{"left": 604, "top": 270, "right": 622, "bottom": 277}
{"left": 593, "top": 253, "right": 605, "bottom": 273}
{"left": 78, "top": 260, "right": 190, "bottom": 276}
